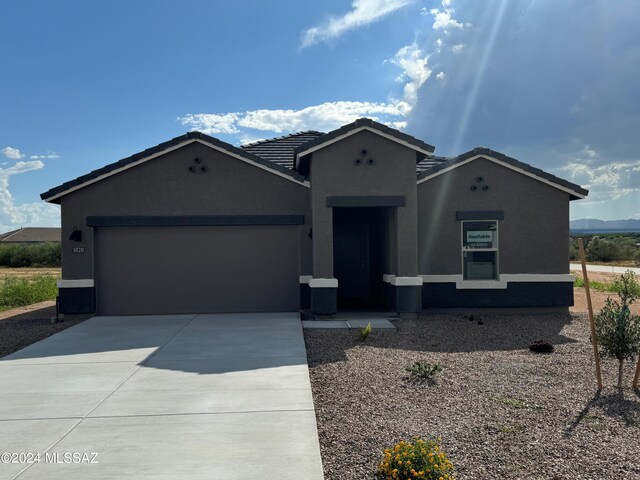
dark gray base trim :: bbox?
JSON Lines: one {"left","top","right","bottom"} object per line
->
{"left": 422, "top": 282, "right": 573, "bottom": 308}
{"left": 58, "top": 287, "right": 96, "bottom": 314}
{"left": 423, "top": 307, "right": 569, "bottom": 315}
{"left": 311, "top": 288, "right": 337, "bottom": 315}
{"left": 382, "top": 282, "right": 396, "bottom": 312}
{"left": 326, "top": 195, "right": 405, "bottom": 207}
{"left": 87, "top": 215, "right": 305, "bottom": 227}
{"left": 456, "top": 210, "right": 504, "bottom": 220}
{"left": 396, "top": 285, "right": 422, "bottom": 313}
{"left": 300, "top": 283, "right": 311, "bottom": 310}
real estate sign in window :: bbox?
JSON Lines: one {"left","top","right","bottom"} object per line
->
{"left": 462, "top": 221, "right": 498, "bottom": 280}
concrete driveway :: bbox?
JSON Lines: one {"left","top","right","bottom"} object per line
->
{"left": 0, "top": 313, "right": 324, "bottom": 480}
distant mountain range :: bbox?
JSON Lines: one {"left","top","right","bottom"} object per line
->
{"left": 570, "top": 219, "right": 640, "bottom": 230}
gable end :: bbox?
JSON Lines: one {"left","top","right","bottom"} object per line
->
{"left": 41, "top": 132, "right": 309, "bottom": 203}
{"left": 417, "top": 148, "right": 588, "bottom": 200}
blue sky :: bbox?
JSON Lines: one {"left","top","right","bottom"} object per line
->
{"left": 1, "top": 0, "right": 639, "bottom": 231}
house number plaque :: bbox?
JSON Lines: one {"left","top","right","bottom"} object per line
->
{"left": 72, "top": 247, "right": 85, "bottom": 254}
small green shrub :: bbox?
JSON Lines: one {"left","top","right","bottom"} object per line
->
{"left": 595, "top": 270, "right": 640, "bottom": 388}
{"left": 359, "top": 322, "right": 372, "bottom": 341}
{"left": 406, "top": 361, "right": 442, "bottom": 381}
{"left": 0, "top": 275, "right": 58, "bottom": 310}
{"left": 595, "top": 299, "right": 640, "bottom": 388}
{"left": 611, "top": 271, "right": 640, "bottom": 306}
{"left": 379, "top": 437, "right": 454, "bottom": 480}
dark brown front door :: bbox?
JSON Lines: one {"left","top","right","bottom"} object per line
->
{"left": 333, "top": 224, "right": 370, "bottom": 303}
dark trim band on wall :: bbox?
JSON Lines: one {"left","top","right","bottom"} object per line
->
{"left": 456, "top": 210, "right": 505, "bottom": 221}
{"left": 86, "top": 215, "right": 305, "bottom": 227}
{"left": 326, "top": 195, "right": 405, "bottom": 207}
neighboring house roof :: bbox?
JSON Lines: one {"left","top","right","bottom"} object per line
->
{"left": 41, "top": 132, "right": 309, "bottom": 203}
{"left": 293, "top": 118, "right": 436, "bottom": 170}
{"left": 417, "top": 147, "right": 588, "bottom": 200}
{"left": 241, "top": 131, "right": 324, "bottom": 170}
{"left": 0, "top": 227, "right": 61, "bottom": 243}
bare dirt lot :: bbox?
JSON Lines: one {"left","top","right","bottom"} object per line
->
{"left": 571, "top": 270, "right": 640, "bottom": 315}
{"left": 305, "top": 313, "right": 640, "bottom": 480}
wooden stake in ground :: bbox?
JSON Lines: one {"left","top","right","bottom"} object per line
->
{"left": 578, "top": 238, "right": 603, "bottom": 391}
{"left": 634, "top": 356, "right": 640, "bottom": 389}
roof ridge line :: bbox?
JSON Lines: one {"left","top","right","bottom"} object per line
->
{"left": 241, "top": 131, "right": 325, "bottom": 147}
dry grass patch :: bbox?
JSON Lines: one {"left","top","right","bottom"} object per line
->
{"left": 0, "top": 267, "right": 61, "bottom": 279}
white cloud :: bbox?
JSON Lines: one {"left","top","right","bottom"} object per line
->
{"left": 177, "top": 113, "right": 240, "bottom": 135}
{"left": 2, "top": 146, "right": 24, "bottom": 160}
{"left": 239, "top": 135, "right": 267, "bottom": 146}
{"left": 179, "top": 101, "right": 406, "bottom": 135}
{"left": 452, "top": 43, "right": 465, "bottom": 54}
{"left": 436, "top": 71, "right": 447, "bottom": 81}
{"left": 430, "top": 8, "right": 464, "bottom": 30}
{"left": 561, "top": 160, "right": 640, "bottom": 192}
{"left": 387, "top": 43, "right": 431, "bottom": 110}
{"left": 30, "top": 151, "right": 60, "bottom": 160}
{"left": 300, "top": 0, "right": 412, "bottom": 49}
{"left": 0, "top": 160, "right": 60, "bottom": 232}
{"left": 427, "top": 1, "right": 469, "bottom": 32}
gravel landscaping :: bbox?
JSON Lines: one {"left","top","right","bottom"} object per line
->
{"left": 305, "top": 312, "right": 640, "bottom": 479}
{"left": 0, "top": 301, "right": 91, "bottom": 357}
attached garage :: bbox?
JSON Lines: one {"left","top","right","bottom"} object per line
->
{"left": 94, "top": 223, "right": 300, "bottom": 315}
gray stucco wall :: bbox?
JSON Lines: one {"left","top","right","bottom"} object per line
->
{"left": 309, "top": 130, "right": 418, "bottom": 278}
{"left": 417, "top": 156, "right": 570, "bottom": 275}
{"left": 60, "top": 141, "right": 311, "bottom": 280}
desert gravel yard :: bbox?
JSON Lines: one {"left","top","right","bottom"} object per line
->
{"left": 305, "top": 312, "right": 640, "bottom": 480}
{"left": 0, "top": 302, "right": 90, "bottom": 358}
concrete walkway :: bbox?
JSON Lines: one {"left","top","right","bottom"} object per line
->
{"left": 570, "top": 263, "right": 640, "bottom": 274}
{"left": 0, "top": 313, "right": 324, "bottom": 480}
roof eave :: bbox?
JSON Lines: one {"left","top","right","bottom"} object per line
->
{"left": 41, "top": 132, "right": 309, "bottom": 203}
{"left": 292, "top": 118, "right": 435, "bottom": 169}
{"left": 416, "top": 148, "right": 589, "bottom": 200}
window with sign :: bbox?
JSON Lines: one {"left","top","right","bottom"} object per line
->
{"left": 462, "top": 221, "right": 498, "bottom": 280}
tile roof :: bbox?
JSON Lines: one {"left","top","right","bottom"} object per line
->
{"left": 416, "top": 155, "right": 450, "bottom": 173}
{"left": 0, "top": 227, "right": 61, "bottom": 243}
{"left": 39, "top": 120, "right": 586, "bottom": 203}
{"left": 241, "top": 131, "right": 324, "bottom": 169}
{"left": 243, "top": 125, "right": 443, "bottom": 175}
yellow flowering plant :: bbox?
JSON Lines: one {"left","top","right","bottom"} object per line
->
{"left": 378, "top": 437, "right": 454, "bottom": 480}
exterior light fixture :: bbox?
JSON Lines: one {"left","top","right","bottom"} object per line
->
{"left": 69, "top": 226, "right": 82, "bottom": 242}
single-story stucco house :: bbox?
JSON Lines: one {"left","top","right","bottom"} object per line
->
{"left": 41, "top": 118, "right": 587, "bottom": 316}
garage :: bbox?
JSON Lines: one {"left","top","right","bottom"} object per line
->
{"left": 95, "top": 225, "right": 299, "bottom": 315}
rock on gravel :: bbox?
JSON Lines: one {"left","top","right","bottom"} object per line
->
{"left": 305, "top": 313, "right": 640, "bottom": 480}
